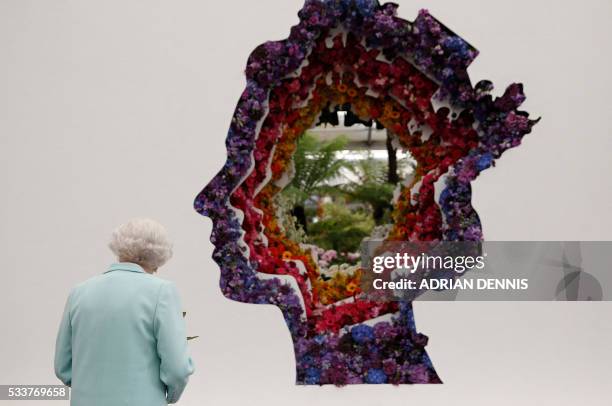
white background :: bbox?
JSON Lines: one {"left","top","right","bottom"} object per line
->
{"left": 1, "top": 0, "right": 611, "bottom": 405}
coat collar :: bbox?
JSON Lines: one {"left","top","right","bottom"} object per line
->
{"left": 105, "top": 262, "right": 146, "bottom": 274}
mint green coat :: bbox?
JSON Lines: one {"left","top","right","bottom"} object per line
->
{"left": 54, "top": 262, "right": 195, "bottom": 405}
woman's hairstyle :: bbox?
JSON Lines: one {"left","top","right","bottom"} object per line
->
{"left": 108, "top": 218, "right": 173, "bottom": 271}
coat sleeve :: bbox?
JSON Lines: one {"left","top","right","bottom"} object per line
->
{"left": 54, "top": 289, "right": 74, "bottom": 387}
{"left": 154, "top": 282, "right": 195, "bottom": 404}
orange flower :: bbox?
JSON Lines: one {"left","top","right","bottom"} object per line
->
{"left": 282, "top": 251, "right": 292, "bottom": 260}
{"left": 346, "top": 281, "right": 359, "bottom": 295}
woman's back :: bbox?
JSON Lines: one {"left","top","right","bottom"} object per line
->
{"left": 55, "top": 262, "right": 194, "bottom": 406}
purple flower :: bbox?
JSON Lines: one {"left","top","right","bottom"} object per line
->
{"left": 382, "top": 359, "right": 399, "bottom": 376}
{"left": 373, "top": 321, "right": 395, "bottom": 340}
{"left": 463, "top": 225, "right": 483, "bottom": 241}
{"left": 406, "top": 364, "right": 431, "bottom": 384}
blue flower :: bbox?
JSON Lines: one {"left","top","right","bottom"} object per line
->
{"left": 314, "top": 334, "right": 326, "bottom": 344}
{"left": 329, "top": 0, "right": 352, "bottom": 14}
{"left": 351, "top": 324, "right": 375, "bottom": 344}
{"left": 356, "top": 0, "right": 377, "bottom": 17}
{"left": 443, "top": 36, "right": 469, "bottom": 57}
{"left": 439, "top": 187, "right": 451, "bottom": 206}
{"left": 476, "top": 153, "right": 494, "bottom": 171}
{"left": 302, "top": 355, "right": 314, "bottom": 366}
{"left": 366, "top": 368, "right": 387, "bottom": 384}
{"left": 305, "top": 367, "right": 321, "bottom": 384}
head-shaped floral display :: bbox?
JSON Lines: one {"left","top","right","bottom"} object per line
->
{"left": 194, "top": 0, "right": 537, "bottom": 385}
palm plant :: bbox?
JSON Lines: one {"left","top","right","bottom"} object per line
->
{"left": 341, "top": 158, "right": 395, "bottom": 224}
{"left": 281, "top": 133, "right": 351, "bottom": 205}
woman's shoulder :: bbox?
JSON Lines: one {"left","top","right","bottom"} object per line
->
{"left": 70, "top": 270, "right": 172, "bottom": 298}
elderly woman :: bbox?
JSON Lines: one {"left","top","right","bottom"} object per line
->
{"left": 54, "top": 218, "right": 194, "bottom": 405}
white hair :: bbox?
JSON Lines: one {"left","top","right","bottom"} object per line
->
{"left": 109, "top": 218, "right": 173, "bottom": 271}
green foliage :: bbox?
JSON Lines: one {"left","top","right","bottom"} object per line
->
{"left": 340, "top": 158, "right": 396, "bottom": 224}
{"left": 347, "top": 157, "right": 389, "bottom": 184}
{"left": 307, "top": 202, "right": 375, "bottom": 252}
{"left": 282, "top": 133, "right": 351, "bottom": 205}
{"left": 344, "top": 182, "right": 394, "bottom": 210}
{"left": 277, "top": 133, "right": 415, "bottom": 251}
{"left": 342, "top": 158, "right": 395, "bottom": 207}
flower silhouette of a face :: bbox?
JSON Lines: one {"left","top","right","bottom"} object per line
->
{"left": 194, "top": 0, "right": 536, "bottom": 385}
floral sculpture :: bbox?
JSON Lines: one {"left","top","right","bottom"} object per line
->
{"left": 194, "top": 0, "right": 537, "bottom": 385}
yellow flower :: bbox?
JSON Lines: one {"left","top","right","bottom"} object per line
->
{"left": 346, "top": 281, "right": 359, "bottom": 294}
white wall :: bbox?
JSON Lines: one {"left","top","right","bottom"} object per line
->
{"left": 0, "top": 1, "right": 611, "bottom": 405}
